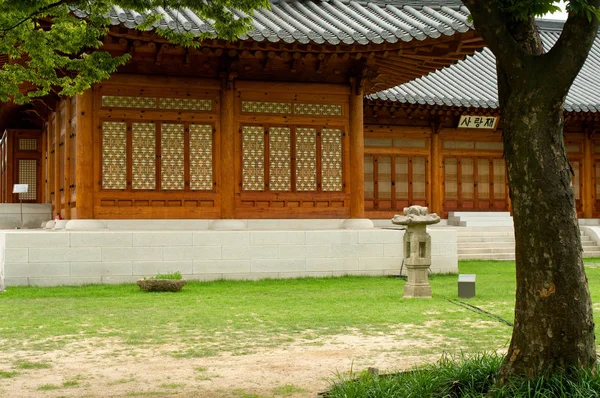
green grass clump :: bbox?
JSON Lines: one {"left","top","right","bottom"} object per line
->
{"left": 151, "top": 271, "right": 182, "bottom": 280}
{"left": 327, "top": 353, "right": 600, "bottom": 397}
{"left": 15, "top": 360, "right": 51, "bottom": 369}
{"left": 0, "top": 371, "right": 19, "bottom": 378}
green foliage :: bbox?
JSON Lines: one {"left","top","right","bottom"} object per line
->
{"left": 0, "top": 0, "right": 268, "bottom": 103}
{"left": 493, "top": 1, "right": 600, "bottom": 22}
{"left": 327, "top": 352, "right": 600, "bottom": 397}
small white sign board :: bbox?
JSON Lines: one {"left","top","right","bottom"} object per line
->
{"left": 12, "top": 184, "right": 28, "bottom": 194}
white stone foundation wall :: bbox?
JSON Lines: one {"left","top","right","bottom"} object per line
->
{"left": 1, "top": 224, "right": 457, "bottom": 287}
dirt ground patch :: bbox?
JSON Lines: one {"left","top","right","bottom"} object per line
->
{"left": 0, "top": 332, "right": 442, "bottom": 397}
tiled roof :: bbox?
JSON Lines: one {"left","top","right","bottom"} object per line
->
{"left": 75, "top": 0, "right": 474, "bottom": 46}
{"left": 371, "top": 20, "right": 600, "bottom": 112}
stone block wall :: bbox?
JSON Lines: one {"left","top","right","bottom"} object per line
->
{"left": 1, "top": 226, "right": 457, "bottom": 287}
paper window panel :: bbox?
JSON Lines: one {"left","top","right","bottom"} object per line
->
{"left": 566, "top": 143, "right": 581, "bottom": 154}
{"left": 268, "top": 127, "right": 291, "bottom": 191}
{"left": 395, "top": 157, "right": 409, "bottom": 199}
{"left": 18, "top": 159, "right": 36, "bottom": 200}
{"left": 412, "top": 157, "right": 427, "bottom": 199}
{"left": 160, "top": 98, "right": 212, "bottom": 111}
{"left": 364, "top": 138, "right": 393, "bottom": 147}
{"left": 242, "top": 126, "right": 265, "bottom": 191}
{"left": 132, "top": 123, "right": 156, "bottom": 190}
{"left": 294, "top": 103, "right": 342, "bottom": 116}
{"left": 377, "top": 156, "right": 392, "bottom": 200}
{"left": 101, "top": 121, "right": 127, "bottom": 190}
{"left": 364, "top": 155, "right": 374, "bottom": 199}
{"left": 444, "top": 158, "right": 458, "bottom": 200}
{"left": 321, "top": 128, "right": 343, "bottom": 192}
{"left": 444, "top": 140, "right": 475, "bottom": 150}
{"left": 296, "top": 128, "right": 317, "bottom": 192}
{"left": 461, "top": 158, "right": 474, "bottom": 200}
{"left": 493, "top": 159, "right": 506, "bottom": 200}
{"left": 242, "top": 101, "right": 292, "bottom": 114}
{"left": 161, "top": 124, "right": 185, "bottom": 190}
{"left": 102, "top": 96, "right": 157, "bottom": 109}
{"left": 19, "top": 139, "right": 37, "bottom": 151}
{"left": 394, "top": 139, "right": 426, "bottom": 148}
{"left": 475, "top": 142, "right": 503, "bottom": 151}
{"left": 189, "top": 124, "right": 213, "bottom": 191}
{"left": 477, "top": 159, "right": 490, "bottom": 200}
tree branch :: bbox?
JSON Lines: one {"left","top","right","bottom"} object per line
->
{"left": 544, "top": 2, "right": 600, "bottom": 96}
{"left": 1, "top": 0, "right": 78, "bottom": 34}
{"left": 461, "top": 0, "right": 529, "bottom": 75}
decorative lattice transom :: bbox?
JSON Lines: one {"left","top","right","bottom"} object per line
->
{"left": 101, "top": 121, "right": 127, "bottom": 190}
{"left": 269, "top": 127, "right": 291, "bottom": 191}
{"left": 241, "top": 101, "right": 292, "bottom": 114}
{"left": 189, "top": 124, "right": 213, "bottom": 190}
{"left": 102, "top": 96, "right": 157, "bottom": 109}
{"left": 242, "top": 126, "right": 265, "bottom": 191}
{"left": 321, "top": 128, "right": 343, "bottom": 191}
{"left": 294, "top": 103, "right": 342, "bottom": 116}
{"left": 132, "top": 123, "right": 156, "bottom": 190}
{"left": 160, "top": 98, "right": 212, "bottom": 111}
{"left": 18, "top": 159, "right": 36, "bottom": 200}
{"left": 19, "top": 138, "right": 37, "bottom": 151}
{"left": 161, "top": 124, "right": 185, "bottom": 190}
{"left": 295, "top": 127, "right": 317, "bottom": 191}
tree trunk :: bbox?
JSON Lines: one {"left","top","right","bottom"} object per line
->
{"left": 498, "top": 67, "right": 596, "bottom": 379}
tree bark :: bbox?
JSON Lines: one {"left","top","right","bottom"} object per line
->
{"left": 498, "top": 70, "right": 596, "bottom": 379}
{"left": 460, "top": 0, "right": 600, "bottom": 381}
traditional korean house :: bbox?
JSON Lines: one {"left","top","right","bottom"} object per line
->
{"left": 0, "top": 0, "right": 484, "bottom": 223}
{"left": 364, "top": 20, "right": 600, "bottom": 219}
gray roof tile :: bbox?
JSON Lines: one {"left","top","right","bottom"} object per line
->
{"left": 372, "top": 20, "right": 600, "bottom": 112}
{"left": 74, "top": 0, "right": 473, "bottom": 45}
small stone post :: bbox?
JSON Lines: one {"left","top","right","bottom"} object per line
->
{"left": 392, "top": 206, "right": 440, "bottom": 298}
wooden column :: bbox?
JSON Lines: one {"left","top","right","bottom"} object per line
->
{"left": 64, "top": 99, "right": 72, "bottom": 219}
{"left": 220, "top": 75, "right": 236, "bottom": 219}
{"left": 583, "top": 131, "right": 593, "bottom": 219}
{"left": 430, "top": 128, "right": 441, "bottom": 216}
{"left": 7, "top": 132, "right": 14, "bottom": 203}
{"left": 54, "top": 106, "right": 61, "bottom": 217}
{"left": 75, "top": 90, "right": 94, "bottom": 219}
{"left": 349, "top": 78, "right": 365, "bottom": 218}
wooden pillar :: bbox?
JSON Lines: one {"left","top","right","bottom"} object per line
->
{"left": 583, "top": 131, "right": 593, "bottom": 219}
{"left": 75, "top": 90, "right": 94, "bottom": 219}
{"left": 7, "top": 132, "right": 14, "bottom": 203}
{"left": 430, "top": 128, "right": 441, "bottom": 216}
{"left": 64, "top": 99, "right": 72, "bottom": 219}
{"left": 220, "top": 75, "right": 236, "bottom": 219}
{"left": 349, "top": 78, "right": 365, "bottom": 218}
{"left": 54, "top": 106, "right": 61, "bottom": 217}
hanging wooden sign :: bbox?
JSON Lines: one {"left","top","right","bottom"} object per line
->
{"left": 458, "top": 115, "right": 499, "bottom": 129}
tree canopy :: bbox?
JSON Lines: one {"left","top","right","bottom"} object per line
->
{"left": 0, "top": 0, "right": 268, "bottom": 103}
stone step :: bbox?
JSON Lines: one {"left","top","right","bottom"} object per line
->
{"left": 458, "top": 247, "right": 518, "bottom": 254}
{"left": 449, "top": 211, "right": 512, "bottom": 218}
{"left": 458, "top": 242, "right": 515, "bottom": 249}
{"left": 457, "top": 237, "right": 515, "bottom": 243}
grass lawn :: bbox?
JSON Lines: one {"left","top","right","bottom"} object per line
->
{"left": 1, "top": 259, "right": 600, "bottom": 358}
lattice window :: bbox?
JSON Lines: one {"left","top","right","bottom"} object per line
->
{"left": 269, "top": 127, "right": 291, "bottom": 191}
{"left": 242, "top": 126, "right": 265, "bottom": 191}
{"left": 18, "top": 159, "right": 36, "bottom": 200}
{"left": 161, "top": 124, "right": 185, "bottom": 190}
{"left": 321, "top": 128, "right": 343, "bottom": 191}
{"left": 19, "top": 139, "right": 37, "bottom": 151}
{"left": 102, "top": 121, "right": 127, "bottom": 190}
{"left": 190, "top": 124, "right": 213, "bottom": 190}
{"left": 296, "top": 128, "right": 317, "bottom": 191}
{"left": 160, "top": 98, "right": 212, "bottom": 111}
{"left": 242, "top": 101, "right": 292, "bottom": 114}
{"left": 364, "top": 155, "right": 374, "bottom": 199}
{"left": 132, "top": 123, "right": 156, "bottom": 190}
{"left": 444, "top": 158, "right": 458, "bottom": 200}
{"left": 412, "top": 157, "right": 426, "bottom": 200}
{"left": 294, "top": 103, "right": 342, "bottom": 116}
{"left": 378, "top": 156, "right": 392, "bottom": 200}
{"left": 102, "top": 96, "right": 157, "bottom": 109}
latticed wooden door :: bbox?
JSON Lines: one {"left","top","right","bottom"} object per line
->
{"left": 364, "top": 154, "right": 427, "bottom": 211}
{"left": 443, "top": 156, "right": 508, "bottom": 212}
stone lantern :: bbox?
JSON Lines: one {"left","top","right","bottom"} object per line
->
{"left": 392, "top": 205, "right": 440, "bottom": 298}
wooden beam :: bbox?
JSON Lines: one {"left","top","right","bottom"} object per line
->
{"left": 54, "top": 104, "right": 61, "bottom": 218}
{"left": 220, "top": 74, "right": 236, "bottom": 219}
{"left": 349, "top": 78, "right": 365, "bottom": 218}
{"left": 75, "top": 90, "right": 94, "bottom": 219}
